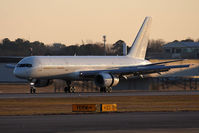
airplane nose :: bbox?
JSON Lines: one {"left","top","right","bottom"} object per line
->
{"left": 14, "top": 68, "right": 28, "bottom": 79}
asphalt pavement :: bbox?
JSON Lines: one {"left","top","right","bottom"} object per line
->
{"left": 0, "top": 91, "right": 199, "bottom": 99}
{"left": 0, "top": 112, "right": 199, "bottom": 133}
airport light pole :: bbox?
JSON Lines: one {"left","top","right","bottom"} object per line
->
{"left": 103, "top": 35, "right": 106, "bottom": 55}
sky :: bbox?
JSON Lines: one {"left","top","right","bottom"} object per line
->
{"left": 0, "top": 0, "right": 199, "bottom": 46}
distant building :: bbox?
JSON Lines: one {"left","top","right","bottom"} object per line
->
{"left": 163, "top": 42, "right": 199, "bottom": 59}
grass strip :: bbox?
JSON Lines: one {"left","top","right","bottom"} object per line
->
{"left": 0, "top": 95, "right": 199, "bottom": 115}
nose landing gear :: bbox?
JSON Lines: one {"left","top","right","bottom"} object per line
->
{"left": 30, "top": 83, "right": 36, "bottom": 94}
{"left": 29, "top": 80, "right": 37, "bottom": 94}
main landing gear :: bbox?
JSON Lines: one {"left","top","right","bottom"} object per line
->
{"left": 100, "top": 87, "right": 112, "bottom": 93}
{"left": 63, "top": 81, "right": 112, "bottom": 93}
{"left": 64, "top": 81, "right": 76, "bottom": 93}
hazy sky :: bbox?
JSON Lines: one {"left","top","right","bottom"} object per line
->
{"left": 0, "top": 0, "right": 199, "bottom": 46}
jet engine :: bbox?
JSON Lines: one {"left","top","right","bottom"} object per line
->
{"left": 95, "top": 73, "right": 119, "bottom": 88}
{"left": 34, "top": 79, "right": 53, "bottom": 87}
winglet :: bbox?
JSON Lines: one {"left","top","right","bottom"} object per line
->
{"left": 127, "top": 17, "right": 152, "bottom": 59}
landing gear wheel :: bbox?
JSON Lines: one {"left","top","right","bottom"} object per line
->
{"left": 64, "top": 81, "right": 76, "bottom": 93}
{"left": 69, "top": 87, "right": 75, "bottom": 93}
{"left": 30, "top": 88, "right": 33, "bottom": 94}
{"left": 33, "top": 88, "right": 36, "bottom": 94}
{"left": 100, "top": 87, "right": 112, "bottom": 93}
{"left": 30, "top": 86, "right": 36, "bottom": 94}
{"left": 105, "top": 87, "right": 112, "bottom": 93}
{"left": 100, "top": 87, "right": 106, "bottom": 93}
{"left": 64, "top": 86, "right": 76, "bottom": 93}
{"left": 64, "top": 87, "right": 69, "bottom": 93}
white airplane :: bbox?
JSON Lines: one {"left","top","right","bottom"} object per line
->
{"left": 13, "top": 17, "right": 189, "bottom": 93}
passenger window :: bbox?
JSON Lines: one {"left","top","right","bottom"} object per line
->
{"left": 17, "top": 64, "right": 32, "bottom": 67}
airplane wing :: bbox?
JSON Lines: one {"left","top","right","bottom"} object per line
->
{"left": 5, "top": 64, "right": 16, "bottom": 69}
{"left": 110, "top": 59, "right": 186, "bottom": 69}
{"left": 145, "top": 59, "right": 185, "bottom": 66}
{"left": 79, "top": 64, "right": 189, "bottom": 78}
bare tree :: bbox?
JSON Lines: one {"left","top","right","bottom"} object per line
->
{"left": 147, "top": 39, "right": 165, "bottom": 52}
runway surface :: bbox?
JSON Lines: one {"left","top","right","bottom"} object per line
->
{"left": 0, "top": 112, "right": 199, "bottom": 133}
{"left": 0, "top": 91, "right": 199, "bottom": 99}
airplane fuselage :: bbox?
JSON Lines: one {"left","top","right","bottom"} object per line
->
{"left": 14, "top": 56, "right": 151, "bottom": 80}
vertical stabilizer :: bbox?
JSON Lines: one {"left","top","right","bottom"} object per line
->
{"left": 127, "top": 17, "right": 152, "bottom": 59}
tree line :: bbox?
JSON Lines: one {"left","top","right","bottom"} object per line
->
{"left": 0, "top": 38, "right": 129, "bottom": 56}
{"left": 0, "top": 37, "right": 198, "bottom": 57}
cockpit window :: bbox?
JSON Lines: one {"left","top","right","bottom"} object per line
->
{"left": 17, "top": 64, "right": 32, "bottom": 67}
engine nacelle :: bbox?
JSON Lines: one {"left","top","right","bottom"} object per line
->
{"left": 34, "top": 79, "right": 53, "bottom": 87}
{"left": 95, "top": 73, "right": 119, "bottom": 88}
